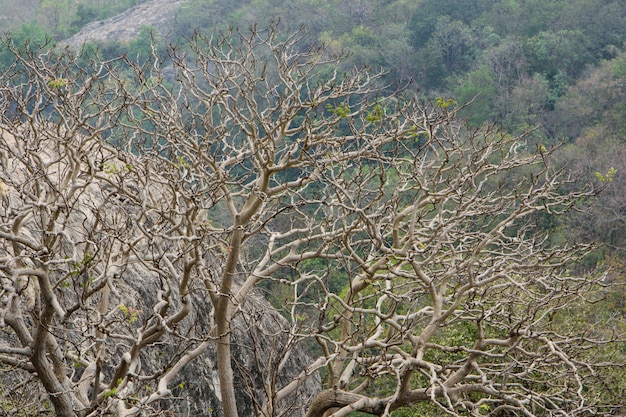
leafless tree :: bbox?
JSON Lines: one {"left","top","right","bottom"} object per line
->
{"left": 0, "top": 25, "right": 620, "bottom": 417}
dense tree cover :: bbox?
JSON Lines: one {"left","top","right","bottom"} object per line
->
{"left": 0, "top": 0, "right": 147, "bottom": 40}
{"left": 0, "top": 21, "right": 51, "bottom": 68}
{"left": 171, "top": 0, "right": 626, "bottom": 288}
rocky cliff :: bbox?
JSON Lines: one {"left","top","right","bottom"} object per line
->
{"left": 0, "top": 125, "right": 320, "bottom": 416}
{"left": 62, "top": 0, "right": 188, "bottom": 49}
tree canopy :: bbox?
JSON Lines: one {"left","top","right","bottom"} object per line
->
{"left": 1, "top": 25, "right": 623, "bottom": 417}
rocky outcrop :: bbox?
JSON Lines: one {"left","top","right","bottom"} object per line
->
{"left": 62, "top": 0, "right": 189, "bottom": 49}
{"left": 0, "top": 127, "right": 320, "bottom": 416}
{"left": 105, "top": 267, "right": 320, "bottom": 417}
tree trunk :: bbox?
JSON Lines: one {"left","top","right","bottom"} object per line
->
{"left": 216, "top": 316, "right": 238, "bottom": 417}
{"left": 32, "top": 305, "right": 75, "bottom": 417}
{"left": 215, "top": 227, "right": 245, "bottom": 417}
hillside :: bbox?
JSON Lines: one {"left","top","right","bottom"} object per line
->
{"left": 0, "top": 1, "right": 625, "bottom": 416}
{"left": 62, "top": 0, "right": 187, "bottom": 49}
{"left": 0, "top": 0, "right": 38, "bottom": 34}
{"left": 4, "top": 0, "right": 621, "bottom": 275}
{"left": 2, "top": 0, "right": 623, "bottom": 281}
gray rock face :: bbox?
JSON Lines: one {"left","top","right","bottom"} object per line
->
{"left": 108, "top": 268, "right": 320, "bottom": 417}
{"left": 1, "top": 265, "right": 319, "bottom": 416}
{"left": 62, "top": 0, "right": 188, "bottom": 49}
{"left": 0, "top": 128, "right": 320, "bottom": 416}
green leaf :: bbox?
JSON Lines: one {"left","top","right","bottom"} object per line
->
{"left": 47, "top": 77, "right": 68, "bottom": 89}
{"left": 326, "top": 102, "right": 350, "bottom": 118}
{"left": 434, "top": 96, "right": 457, "bottom": 109}
{"left": 365, "top": 103, "right": 384, "bottom": 123}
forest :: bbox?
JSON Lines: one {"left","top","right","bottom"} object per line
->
{"left": 1, "top": 0, "right": 624, "bottom": 265}
{"left": 0, "top": 1, "right": 624, "bottom": 416}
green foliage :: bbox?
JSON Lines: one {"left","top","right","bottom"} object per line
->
{"left": 68, "top": 251, "right": 94, "bottom": 275}
{"left": 1, "top": 0, "right": 624, "bottom": 275}
{"left": 326, "top": 102, "right": 351, "bottom": 118}
{"left": 408, "top": 0, "right": 489, "bottom": 48}
{"left": 103, "top": 162, "right": 134, "bottom": 175}
{"left": 126, "top": 26, "right": 163, "bottom": 64}
{"left": 103, "top": 378, "right": 124, "bottom": 398}
{"left": 453, "top": 65, "right": 496, "bottom": 125}
{"left": 47, "top": 78, "right": 68, "bottom": 89}
{"left": 524, "top": 29, "right": 591, "bottom": 79}
{"left": 0, "top": 22, "right": 51, "bottom": 69}
{"left": 103, "top": 388, "right": 118, "bottom": 398}
{"left": 594, "top": 167, "right": 617, "bottom": 182}
{"left": 119, "top": 304, "right": 140, "bottom": 324}
{"left": 174, "top": 155, "right": 192, "bottom": 169}
{"left": 40, "top": 0, "right": 79, "bottom": 39}
{"left": 434, "top": 96, "right": 457, "bottom": 110}
{"left": 365, "top": 103, "right": 384, "bottom": 123}
{"left": 428, "top": 16, "right": 476, "bottom": 74}
{"left": 17, "top": 0, "right": 621, "bottom": 132}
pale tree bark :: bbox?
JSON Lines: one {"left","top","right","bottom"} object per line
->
{"left": 0, "top": 24, "right": 622, "bottom": 417}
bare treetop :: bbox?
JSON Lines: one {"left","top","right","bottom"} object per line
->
{"left": 0, "top": 25, "right": 620, "bottom": 417}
